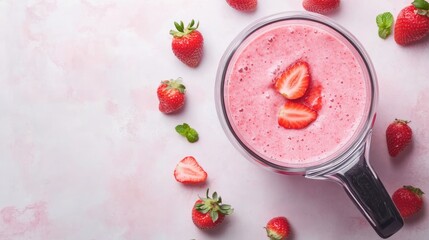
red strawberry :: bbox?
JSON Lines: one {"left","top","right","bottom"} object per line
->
{"left": 265, "top": 216, "right": 290, "bottom": 240}
{"left": 192, "top": 189, "right": 234, "bottom": 230}
{"left": 302, "top": 0, "right": 340, "bottom": 14}
{"left": 157, "top": 78, "right": 186, "bottom": 114}
{"left": 226, "top": 0, "right": 257, "bottom": 12}
{"left": 385, "top": 119, "right": 412, "bottom": 157}
{"left": 394, "top": 2, "right": 429, "bottom": 45}
{"left": 278, "top": 102, "right": 317, "bottom": 129}
{"left": 274, "top": 61, "right": 311, "bottom": 100}
{"left": 170, "top": 20, "right": 204, "bottom": 67}
{"left": 301, "top": 84, "right": 323, "bottom": 111}
{"left": 392, "top": 185, "right": 424, "bottom": 218}
{"left": 174, "top": 156, "right": 207, "bottom": 184}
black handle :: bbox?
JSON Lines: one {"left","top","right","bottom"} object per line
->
{"left": 334, "top": 154, "right": 403, "bottom": 238}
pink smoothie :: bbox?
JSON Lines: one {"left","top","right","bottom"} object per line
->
{"left": 224, "top": 20, "right": 369, "bottom": 167}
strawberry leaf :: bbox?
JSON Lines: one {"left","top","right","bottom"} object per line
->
{"left": 212, "top": 191, "right": 218, "bottom": 200}
{"left": 200, "top": 207, "right": 211, "bottom": 214}
{"left": 170, "top": 20, "right": 199, "bottom": 37}
{"left": 413, "top": 0, "right": 429, "bottom": 10}
{"left": 210, "top": 210, "right": 219, "bottom": 222}
{"left": 376, "top": 12, "right": 394, "bottom": 39}
{"left": 220, "top": 204, "right": 231, "bottom": 210}
{"left": 404, "top": 185, "right": 425, "bottom": 196}
{"left": 195, "top": 203, "right": 204, "bottom": 209}
{"left": 174, "top": 21, "right": 183, "bottom": 32}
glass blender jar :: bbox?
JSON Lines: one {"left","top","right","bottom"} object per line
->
{"left": 215, "top": 12, "right": 403, "bottom": 238}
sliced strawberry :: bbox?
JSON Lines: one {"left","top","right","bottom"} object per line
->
{"left": 274, "top": 61, "right": 311, "bottom": 100}
{"left": 174, "top": 156, "right": 207, "bottom": 184}
{"left": 302, "top": 84, "right": 323, "bottom": 111}
{"left": 278, "top": 102, "right": 317, "bottom": 129}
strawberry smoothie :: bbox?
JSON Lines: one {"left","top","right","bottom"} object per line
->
{"left": 224, "top": 20, "right": 369, "bottom": 167}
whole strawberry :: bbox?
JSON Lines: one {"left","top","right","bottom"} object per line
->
{"left": 386, "top": 119, "right": 412, "bottom": 157}
{"left": 192, "top": 189, "right": 233, "bottom": 230}
{"left": 394, "top": 0, "right": 429, "bottom": 45}
{"left": 392, "top": 185, "right": 424, "bottom": 218}
{"left": 226, "top": 0, "right": 257, "bottom": 12}
{"left": 170, "top": 20, "right": 203, "bottom": 67}
{"left": 265, "top": 216, "right": 290, "bottom": 240}
{"left": 302, "top": 0, "right": 340, "bottom": 14}
{"left": 157, "top": 78, "right": 186, "bottom": 114}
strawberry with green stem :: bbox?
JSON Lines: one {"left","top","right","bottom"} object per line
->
{"left": 192, "top": 189, "right": 234, "bottom": 230}
{"left": 157, "top": 78, "right": 186, "bottom": 114}
{"left": 265, "top": 216, "right": 290, "bottom": 240}
{"left": 170, "top": 20, "right": 204, "bottom": 67}
{"left": 385, "top": 119, "right": 412, "bottom": 157}
{"left": 392, "top": 185, "right": 424, "bottom": 218}
{"left": 394, "top": 0, "right": 429, "bottom": 45}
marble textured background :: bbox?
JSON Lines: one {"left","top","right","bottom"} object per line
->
{"left": 1, "top": 0, "right": 428, "bottom": 239}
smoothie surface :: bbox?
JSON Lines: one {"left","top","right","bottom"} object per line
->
{"left": 225, "top": 20, "right": 369, "bottom": 167}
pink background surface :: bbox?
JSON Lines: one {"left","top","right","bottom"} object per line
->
{"left": 1, "top": 0, "right": 428, "bottom": 239}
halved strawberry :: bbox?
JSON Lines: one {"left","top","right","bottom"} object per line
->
{"left": 274, "top": 61, "right": 311, "bottom": 100}
{"left": 174, "top": 156, "right": 207, "bottom": 184}
{"left": 278, "top": 102, "right": 317, "bottom": 129}
{"left": 302, "top": 84, "right": 323, "bottom": 111}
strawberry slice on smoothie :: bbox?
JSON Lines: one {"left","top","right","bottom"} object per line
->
{"left": 301, "top": 84, "right": 323, "bottom": 111}
{"left": 278, "top": 102, "right": 317, "bottom": 129}
{"left": 274, "top": 60, "right": 311, "bottom": 100}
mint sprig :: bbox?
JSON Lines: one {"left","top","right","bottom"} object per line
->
{"left": 376, "top": 12, "right": 394, "bottom": 39}
{"left": 175, "top": 123, "right": 199, "bottom": 143}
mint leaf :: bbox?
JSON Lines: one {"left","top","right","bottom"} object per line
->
{"left": 176, "top": 123, "right": 198, "bottom": 143}
{"left": 376, "top": 15, "right": 384, "bottom": 28}
{"left": 186, "top": 128, "right": 199, "bottom": 143}
{"left": 378, "top": 28, "right": 390, "bottom": 39}
{"left": 413, "top": 0, "right": 429, "bottom": 10}
{"left": 376, "top": 12, "right": 393, "bottom": 28}
{"left": 175, "top": 123, "right": 190, "bottom": 136}
{"left": 376, "top": 12, "right": 394, "bottom": 39}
